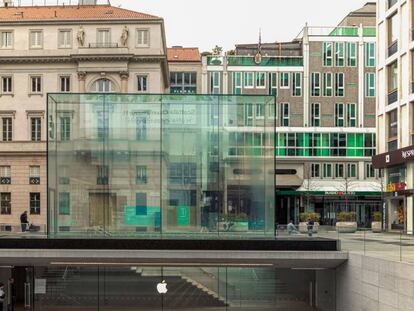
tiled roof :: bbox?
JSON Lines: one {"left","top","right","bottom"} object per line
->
{"left": 167, "top": 47, "right": 201, "bottom": 63}
{"left": 0, "top": 5, "right": 159, "bottom": 22}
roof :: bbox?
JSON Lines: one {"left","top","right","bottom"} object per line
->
{"left": 0, "top": 5, "right": 160, "bottom": 22}
{"left": 167, "top": 47, "right": 201, "bottom": 63}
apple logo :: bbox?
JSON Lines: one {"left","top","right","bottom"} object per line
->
{"left": 157, "top": 280, "right": 168, "bottom": 294}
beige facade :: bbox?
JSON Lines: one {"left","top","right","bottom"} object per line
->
{"left": 0, "top": 4, "right": 168, "bottom": 231}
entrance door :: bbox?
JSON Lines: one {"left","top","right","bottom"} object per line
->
{"left": 89, "top": 193, "right": 117, "bottom": 232}
{"left": 12, "top": 267, "right": 34, "bottom": 311}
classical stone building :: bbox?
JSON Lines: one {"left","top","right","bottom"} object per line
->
{"left": 0, "top": 1, "right": 168, "bottom": 231}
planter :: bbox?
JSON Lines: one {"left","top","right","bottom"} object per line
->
{"left": 336, "top": 222, "right": 357, "bottom": 233}
{"left": 371, "top": 221, "right": 382, "bottom": 233}
{"left": 299, "top": 222, "right": 319, "bottom": 234}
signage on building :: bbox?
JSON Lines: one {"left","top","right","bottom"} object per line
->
{"left": 324, "top": 191, "right": 356, "bottom": 196}
{"left": 372, "top": 144, "right": 414, "bottom": 169}
{"left": 386, "top": 182, "right": 407, "bottom": 193}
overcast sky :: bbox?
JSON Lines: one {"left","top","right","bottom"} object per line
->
{"left": 109, "top": 0, "right": 374, "bottom": 52}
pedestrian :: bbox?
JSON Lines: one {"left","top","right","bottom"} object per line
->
{"left": 307, "top": 217, "right": 314, "bottom": 237}
{"left": 0, "top": 282, "right": 5, "bottom": 311}
{"left": 20, "top": 211, "right": 29, "bottom": 232}
{"left": 7, "top": 278, "right": 15, "bottom": 311}
{"left": 287, "top": 220, "right": 298, "bottom": 235}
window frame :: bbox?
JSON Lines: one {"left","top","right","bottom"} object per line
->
{"left": 365, "top": 163, "right": 375, "bottom": 179}
{"left": 335, "top": 73, "right": 345, "bottom": 97}
{"left": 1, "top": 76, "right": 13, "bottom": 94}
{"left": 210, "top": 71, "right": 221, "bottom": 94}
{"left": 280, "top": 72, "right": 290, "bottom": 89}
{"left": 280, "top": 103, "right": 289, "bottom": 127}
{"left": 335, "top": 103, "right": 345, "bottom": 127}
{"left": 137, "top": 74, "right": 148, "bottom": 93}
{"left": 96, "top": 28, "right": 111, "bottom": 47}
{"left": 58, "top": 29, "right": 72, "bottom": 49}
{"left": 365, "top": 72, "right": 375, "bottom": 97}
{"left": 2, "top": 117, "right": 12, "bottom": 142}
{"left": 136, "top": 28, "right": 150, "bottom": 47}
{"left": 136, "top": 165, "right": 148, "bottom": 184}
{"left": 232, "top": 72, "right": 242, "bottom": 94}
{"left": 269, "top": 72, "right": 277, "bottom": 96}
{"left": 59, "top": 75, "right": 71, "bottom": 93}
{"left": 335, "top": 163, "right": 345, "bottom": 179}
{"left": 243, "top": 72, "right": 254, "bottom": 88}
{"left": 29, "top": 75, "right": 42, "bottom": 94}
{"left": 256, "top": 72, "right": 266, "bottom": 89}
{"left": 31, "top": 117, "right": 41, "bottom": 142}
{"left": 335, "top": 42, "right": 345, "bottom": 67}
{"left": 29, "top": 192, "right": 41, "bottom": 215}
{"left": 323, "top": 72, "right": 333, "bottom": 97}
{"left": 347, "top": 163, "right": 358, "bottom": 179}
{"left": 347, "top": 42, "right": 357, "bottom": 67}
{"left": 347, "top": 103, "right": 357, "bottom": 127}
{"left": 0, "top": 192, "right": 11, "bottom": 215}
{"left": 0, "top": 30, "right": 13, "bottom": 49}
{"left": 311, "top": 103, "right": 321, "bottom": 127}
{"left": 311, "top": 163, "right": 321, "bottom": 178}
{"left": 323, "top": 42, "right": 333, "bottom": 67}
{"left": 29, "top": 30, "right": 43, "bottom": 49}
{"left": 323, "top": 163, "right": 332, "bottom": 178}
{"left": 365, "top": 42, "right": 375, "bottom": 67}
{"left": 292, "top": 72, "right": 302, "bottom": 97}
{"left": 311, "top": 72, "right": 321, "bottom": 97}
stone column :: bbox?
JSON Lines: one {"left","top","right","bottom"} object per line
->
{"left": 120, "top": 72, "right": 129, "bottom": 93}
{"left": 78, "top": 71, "right": 87, "bottom": 93}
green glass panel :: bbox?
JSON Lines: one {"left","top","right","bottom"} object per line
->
{"left": 329, "top": 27, "right": 358, "bottom": 37}
{"left": 321, "top": 134, "right": 330, "bottom": 156}
{"left": 363, "top": 27, "right": 376, "bottom": 37}
{"left": 226, "top": 56, "right": 303, "bottom": 67}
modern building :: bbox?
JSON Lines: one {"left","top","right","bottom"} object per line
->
{"left": 0, "top": 0, "right": 169, "bottom": 231}
{"left": 374, "top": 0, "right": 414, "bottom": 233}
{"left": 167, "top": 47, "right": 202, "bottom": 94}
{"left": 202, "top": 2, "right": 382, "bottom": 227}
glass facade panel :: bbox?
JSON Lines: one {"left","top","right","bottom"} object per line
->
{"left": 47, "top": 94, "right": 275, "bottom": 238}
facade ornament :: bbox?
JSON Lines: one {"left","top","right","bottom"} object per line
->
{"left": 254, "top": 28, "right": 262, "bottom": 65}
{"left": 212, "top": 45, "right": 223, "bottom": 56}
{"left": 120, "top": 71, "right": 129, "bottom": 80}
{"left": 77, "top": 71, "right": 87, "bottom": 81}
{"left": 121, "top": 26, "right": 129, "bottom": 47}
{"left": 77, "top": 26, "right": 86, "bottom": 46}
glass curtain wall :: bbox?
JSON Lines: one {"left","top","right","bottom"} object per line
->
{"left": 47, "top": 94, "right": 275, "bottom": 238}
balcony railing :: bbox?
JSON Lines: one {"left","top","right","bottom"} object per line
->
{"left": 362, "top": 27, "right": 376, "bottom": 37}
{"left": 0, "top": 177, "right": 11, "bottom": 184}
{"left": 388, "top": 89, "right": 398, "bottom": 105}
{"left": 412, "top": 28, "right": 414, "bottom": 42}
{"left": 412, "top": 81, "right": 414, "bottom": 94}
{"left": 88, "top": 42, "right": 119, "bottom": 48}
{"left": 388, "top": 0, "right": 398, "bottom": 9}
{"left": 29, "top": 177, "right": 40, "bottom": 185}
{"left": 206, "top": 55, "right": 303, "bottom": 67}
{"left": 388, "top": 40, "right": 398, "bottom": 57}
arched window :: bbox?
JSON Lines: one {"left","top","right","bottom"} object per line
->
{"left": 94, "top": 79, "right": 113, "bottom": 93}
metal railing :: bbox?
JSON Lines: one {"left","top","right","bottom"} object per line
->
{"left": 206, "top": 55, "right": 304, "bottom": 67}
{"left": 388, "top": 89, "right": 398, "bottom": 105}
{"left": 88, "top": 42, "right": 119, "bottom": 48}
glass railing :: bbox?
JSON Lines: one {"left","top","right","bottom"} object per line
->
{"left": 388, "top": 40, "right": 398, "bottom": 57}
{"left": 207, "top": 55, "right": 224, "bottom": 65}
{"left": 388, "top": 89, "right": 398, "bottom": 105}
{"left": 363, "top": 27, "right": 376, "bottom": 37}
{"left": 206, "top": 55, "right": 303, "bottom": 67}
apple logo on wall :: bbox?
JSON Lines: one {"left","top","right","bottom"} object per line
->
{"left": 157, "top": 280, "right": 168, "bottom": 294}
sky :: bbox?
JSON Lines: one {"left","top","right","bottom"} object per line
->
{"left": 109, "top": 0, "right": 374, "bottom": 52}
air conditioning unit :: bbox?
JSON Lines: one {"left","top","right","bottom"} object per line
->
{"left": 3, "top": 0, "right": 14, "bottom": 8}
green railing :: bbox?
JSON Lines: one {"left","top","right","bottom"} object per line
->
{"left": 328, "top": 27, "right": 359, "bottom": 37}
{"left": 363, "top": 27, "right": 376, "bottom": 37}
{"left": 227, "top": 56, "right": 303, "bottom": 67}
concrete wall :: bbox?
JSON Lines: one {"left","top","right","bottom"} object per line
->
{"left": 336, "top": 253, "right": 414, "bottom": 311}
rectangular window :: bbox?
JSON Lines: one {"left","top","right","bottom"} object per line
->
{"left": 323, "top": 163, "right": 332, "bottom": 178}
{"left": 335, "top": 163, "right": 345, "bottom": 178}
{"left": 244, "top": 104, "right": 254, "bottom": 126}
{"left": 59, "top": 192, "right": 70, "bottom": 215}
{"left": 60, "top": 76, "right": 71, "bottom": 92}
{"left": 2, "top": 76, "right": 12, "bottom": 93}
{"left": 31, "top": 117, "right": 41, "bottom": 141}
{"left": 29, "top": 165, "right": 40, "bottom": 184}
{"left": 136, "top": 113, "right": 148, "bottom": 141}
{"left": 388, "top": 13, "right": 398, "bottom": 46}
{"left": 137, "top": 75, "right": 148, "bottom": 92}
{"left": 280, "top": 72, "right": 289, "bottom": 88}
{"left": 335, "top": 42, "right": 345, "bottom": 67}
{"left": 365, "top": 73, "right": 375, "bottom": 97}
{"left": 365, "top": 43, "right": 375, "bottom": 67}
{"left": 170, "top": 72, "right": 197, "bottom": 94}
{"left": 292, "top": 72, "right": 301, "bottom": 96}
{"left": 30, "top": 76, "right": 42, "bottom": 93}
{"left": 347, "top": 42, "right": 357, "bottom": 67}
{"left": 29, "top": 192, "right": 40, "bottom": 215}
{"left": 280, "top": 103, "right": 289, "bottom": 127}
{"left": 323, "top": 73, "right": 333, "bottom": 97}
{"left": 269, "top": 72, "right": 277, "bottom": 96}
{"left": 210, "top": 72, "right": 220, "bottom": 94}
{"left": 97, "top": 165, "right": 109, "bottom": 185}
{"left": 232, "top": 72, "right": 242, "bottom": 94}
{"left": 347, "top": 103, "right": 356, "bottom": 127}
{"left": 335, "top": 73, "right": 344, "bottom": 97}
{"left": 335, "top": 103, "right": 345, "bottom": 127}
{"left": 388, "top": 61, "right": 398, "bottom": 93}
{"left": 58, "top": 30, "right": 72, "bottom": 48}
{"left": 60, "top": 116, "right": 71, "bottom": 141}
{"left": 136, "top": 166, "right": 147, "bottom": 184}
{"left": 256, "top": 103, "right": 264, "bottom": 119}
{"left": 29, "top": 30, "right": 43, "bottom": 48}
{"left": 97, "top": 29, "right": 111, "bottom": 47}
{"left": 243, "top": 72, "right": 254, "bottom": 88}
{"left": 256, "top": 72, "right": 266, "bottom": 88}
{"left": 366, "top": 163, "right": 375, "bottom": 178}
{"left": 2, "top": 117, "right": 12, "bottom": 142}
{"left": 0, "top": 193, "right": 11, "bottom": 215}
{"left": 311, "top": 72, "right": 320, "bottom": 96}
{"left": 136, "top": 29, "right": 150, "bottom": 47}
{"left": 347, "top": 163, "right": 357, "bottom": 178}
{"left": 0, "top": 31, "right": 13, "bottom": 48}
{"left": 311, "top": 163, "right": 320, "bottom": 178}
{"left": 0, "top": 166, "right": 11, "bottom": 184}
{"left": 323, "top": 42, "right": 333, "bottom": 66}
{"left": 311, "top": 103, "right": 320, "bottom": 127}
{"left": 388, "top": 109, "right": 398, "bottom": 139}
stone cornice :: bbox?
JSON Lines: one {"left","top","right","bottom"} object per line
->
{"left": 0, "top": 19, "right": 163, "bottom": 27}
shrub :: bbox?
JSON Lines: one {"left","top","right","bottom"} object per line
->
{"left": 299, "top": 212, "right": 320, "bottom": 222}
{"left": 337, "top": 212, "right": 356, "bottom": 222}
{"left": 373, "top": 212, "right": 382, "bottom": 222}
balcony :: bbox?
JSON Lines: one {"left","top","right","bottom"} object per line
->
{"left": 227, "top": 56, "right": 303, "bottom": 67}
{"left": 388, "top": 0, "right": 398, "bottom": 9}
{"left": 388, "top": 89, "right": 398, "bottom": 105}
{"left": 363, "top": 27, "right": 376, "bottom": 37}
{"left": 29, "top": 177, "right": 40, "bottom": 185}
{"left": 88, "top": 42, "right": 119, "bottom": 48}
{"left": 0, "top": 177, "right": 11, "bottom": 184}
{"left": 388, "top": 41, "right": 398, "bottom": 57}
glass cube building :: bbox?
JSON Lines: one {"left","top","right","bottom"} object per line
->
{"left": 47, "top": 94, "right": 275, "bottom": 237}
